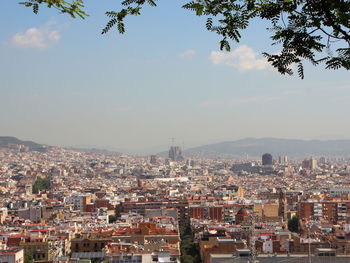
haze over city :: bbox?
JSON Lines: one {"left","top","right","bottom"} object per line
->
{"left": 2, "top": 2, "right": 350, "bottom": 263}
{"left": 1, "top": 1, "right": 350, "bottom": 154}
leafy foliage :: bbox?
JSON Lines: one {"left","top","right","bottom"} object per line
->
{"left": 102, "top": 1, "right": 157, "bottom": 35}
{"left": 108, "top": 215, "right": 117, "bottom": 223}
{"left": 19, "top": 0, "right": 88, "bottom": 19}
{"left": 24, "top": 249, "right": 34, "bottom": 263}
{"left": 20, "top": 0, "right": 350, "bottom": 78}
{"left": 32, "top": 176, "right": 51, "bottom": 194}
{"left": 180, "top": 219, "right": 201, "bottom": 263}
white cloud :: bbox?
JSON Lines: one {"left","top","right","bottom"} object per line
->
{"left": 230, "top": 96, "right": 277, "bottom": 106}
{"left": 210, "top": 45, "right": 270, "bottom": 72}
{"left": 11, "top": 21, "right": 61, "bottom": 48}
{"left": 179, "top": 49, "right": 197, "bottom": 59}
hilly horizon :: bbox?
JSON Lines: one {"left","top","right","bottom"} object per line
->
{"left": 2, "top": 136, "right": 350, "bottom": 158}
{"left": 0, "top": 136, "right": 49, "bottom": 152}
{"left": 159, "top": 137, "right": 350, "bottom": 159}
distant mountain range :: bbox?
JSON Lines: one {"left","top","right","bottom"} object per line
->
{"left": 160, "top": 138, "right": 350, "bottom": 159}
{"left": 2, "top": 136, "right": 350, "bottom": 158}
{"left": 0, "top": 136, "right": 49, "bottom": 152}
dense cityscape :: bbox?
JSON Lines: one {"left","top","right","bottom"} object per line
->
{"left": 2, "top": 0, "right": 350, "bottom": 263}
{"left": 1, "top": 141, "right": 350, "bottom": 263}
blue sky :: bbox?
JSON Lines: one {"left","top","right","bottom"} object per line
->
{"left": 1, "top": 0, "right": 350, "bottom": 154}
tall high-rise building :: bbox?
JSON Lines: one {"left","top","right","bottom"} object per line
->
{"left": 310, "top": 157, "right": 318, "bottom": 170}
{"left": 169, "top": 146, "right": 184, "bottom": 162}
{"left": 278, "top": 155, "right": 288, "bottom": 164}
{"left": 302, "top": 157, "right": 318, "bottom": 170}
{"left": 262, "top": 153, "right": 273, "bottom": 166}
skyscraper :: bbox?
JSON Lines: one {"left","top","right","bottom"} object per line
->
{"left": 278, "top": 155, "right": 288, "bottom": 164}
{"left": 262, "top": 153, "right": 273, "bottom": 166}
{"left": 310, "top": 157, "right": 318, "bottom": 170}
{"left": 302, "top": 157, "right": 318, "bottom": 170}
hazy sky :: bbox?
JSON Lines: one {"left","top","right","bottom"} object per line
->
{"left": 1, "top": 1, "right": 350, "bottom": 154}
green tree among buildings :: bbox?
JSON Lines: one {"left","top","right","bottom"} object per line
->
{"left": 288, "top": 216, "right": 299, "bottom": 233}
{"left": 180, "top": 220, "right": 201, "bottom": 263}
{"left": 32, "top": 176, "right": 51, "bottom": 194}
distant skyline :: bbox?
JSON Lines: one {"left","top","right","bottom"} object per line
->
{"left": 1, "top": 1, "right": 350, "bottom": 154}
{"left": 3, "top": 135, "right": 350, "bottom": 156}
